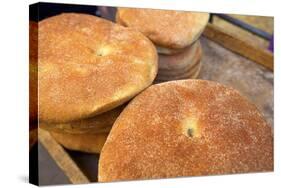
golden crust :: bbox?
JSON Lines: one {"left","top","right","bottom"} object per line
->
{"left": 40, "top": 105, "right": 125, "bottom": 134}
{"left": 51, "top": 131, "right": 108, "bottom": 153}
{"left": 39, "top": 13, "right": 158, "bottom": 123}
{"left": 99, "top": 80, "right": 273, "bottom": 182}
{"left": 116, "top": 8, "right": 209, "bottom": 49}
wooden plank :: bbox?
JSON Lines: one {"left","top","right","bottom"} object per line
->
{"left": 203, "top": 23, "right": 273, "bottom": 71}
{"left": 38, "top": 128, "right": 90, "bottom": 184}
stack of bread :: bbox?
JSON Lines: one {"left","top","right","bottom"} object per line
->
{"left": 116, "top": 8, "right": 209, "bottom": 82}
{"left": 38, "top": 13, "right": 158, "bottom": 153}
{"left": 34, "top": 11, "right": 273, "bottom": 181}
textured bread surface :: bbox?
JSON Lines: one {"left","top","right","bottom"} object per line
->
{"left": 51, "top": 131, "right": 109, "bottom": 153}
{"left": 99, "top": 80, "right": 273, "bottom": 182}
{"left": 39, "top": 13, "right": 158, "bottom": 123}
{"left": 40, "top": 104, "right": 125, "bottom": 134}
{"left": 116, "top": 8, "right": 209, "bottom": 49}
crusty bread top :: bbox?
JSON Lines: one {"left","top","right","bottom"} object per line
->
{"left": 116, "top": 8, "right": 209, "bottom": 49}
{"left": 38, "top": 13, "right": 158, "bottom": 123}
{"left": 99, "top": 80, "right": 273, "bottom": 182}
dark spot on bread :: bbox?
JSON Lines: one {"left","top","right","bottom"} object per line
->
{"left": 187, "top": 128, "right": 194, "bottom": 137}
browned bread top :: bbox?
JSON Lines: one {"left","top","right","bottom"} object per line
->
{"left": 99, "top": 80, "right": 273, "bottom": 182}
{"left": 116, "top": 8, "right": 209, "bottom": 49}
{"left": 38, "top": 13, "right": 158, "bottom": 123}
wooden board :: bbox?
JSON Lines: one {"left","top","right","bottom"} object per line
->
{"left": 203, "top": 23, "right": 273, "bottom": 71}
{"left": 37, "top": 24, "right": 274, "bottom": 185}
{"left": 38, "top": 128, "right": 90, "bottom": 184}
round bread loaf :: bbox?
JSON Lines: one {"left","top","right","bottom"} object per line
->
{"left": 39, "top": 13, "right": 158, "bottom": 123}
{"left": 116, "top": 8, "right": 209, "bottom": 51}
{"left": 40, "top": 104, "right": 125, "bottom": 134}
{"left": 99, "top": 80, "right": 273, "bottom": 182}
{"left": 51, "top": 131, "right": 108, "bottom": 153}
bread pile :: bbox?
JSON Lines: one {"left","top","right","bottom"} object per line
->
{"left": 34, "top": 11, "right": 273, "bottom": 181}
{"left": 116, "top": 8, "right": 209, "bottom": 82}
{"left": 38, "top": 13, "right": 158, "bottom": 153}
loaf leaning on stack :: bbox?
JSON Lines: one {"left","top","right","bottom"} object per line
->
{"left": 38, "top": 13, "right": 158, "bottom": 153}
{"left": 116, "top": 8, "right": 209, "bottom": 82}
{"left": 99, "top": 79, "right": 273, "bottom": 182}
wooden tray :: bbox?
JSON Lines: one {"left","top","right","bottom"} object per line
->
{"left": 36, "top": 23, "right": 274, "bottom": 185}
